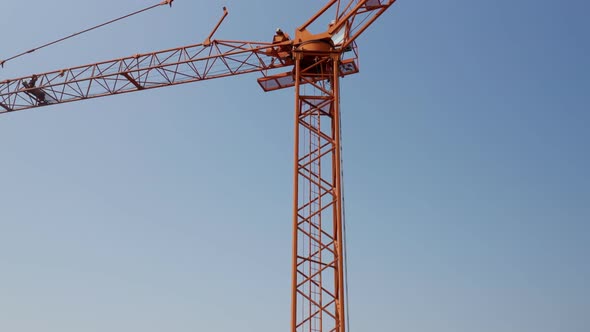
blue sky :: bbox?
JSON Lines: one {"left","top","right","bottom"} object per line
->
{"left": 1, "top": 1, "right": 588, "bottom": 332}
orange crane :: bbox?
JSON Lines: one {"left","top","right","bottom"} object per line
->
{"left": 0, "top": 1, "right": 397, "bottom": 332}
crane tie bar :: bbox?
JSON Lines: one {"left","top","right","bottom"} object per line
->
{"left": 0, "top": 0, "right": 174, "bottom": 68}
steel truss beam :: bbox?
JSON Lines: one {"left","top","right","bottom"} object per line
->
{"left": 0, "top": 40, "right": 292, "bottom": 114}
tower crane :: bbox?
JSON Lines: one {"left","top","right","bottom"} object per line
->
{"left": 0, "top": 1, "right": 397, "bottom": 332}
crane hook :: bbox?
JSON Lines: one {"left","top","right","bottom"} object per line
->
{"left": 161, "top": 0, "right": 174, "bottom": 7}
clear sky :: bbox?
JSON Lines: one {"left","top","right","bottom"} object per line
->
{"left": 1, "top": 1, "right": 588, "bottom": 332}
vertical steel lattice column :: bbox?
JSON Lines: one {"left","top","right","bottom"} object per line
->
{"left": 291, "top": 51, "right": 345, "bottom": 332}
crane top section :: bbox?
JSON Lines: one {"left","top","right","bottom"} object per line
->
{"left": 0, "top": 0, "right": 397, "bottom": 114}
{"left": 293, "top": 0, "right": 396, "bottom": 51}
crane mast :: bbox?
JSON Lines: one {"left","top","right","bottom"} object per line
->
{"left": 291, "top": 49, "right": 346, "bottom": 332}
{"left": 0, "top": 1, "right": 397, "bottom": 332}
{"left": 287, "top": 2, "right": 396, "bottom": 332}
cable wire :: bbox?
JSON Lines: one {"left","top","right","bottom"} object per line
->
{"left": 338, "top": 88, "right": 352, "bottom": 332}
{"left": 0, "top": 0, "right": 174, "bottom": 68}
